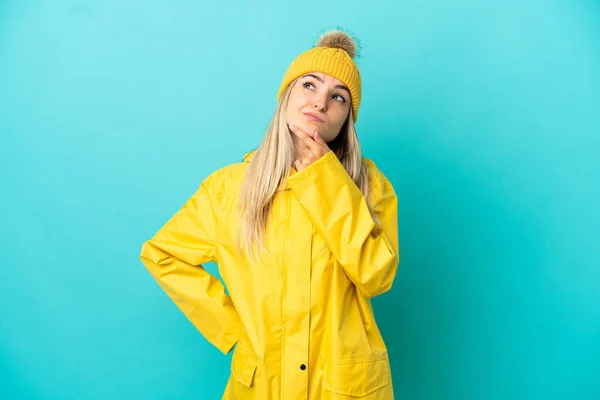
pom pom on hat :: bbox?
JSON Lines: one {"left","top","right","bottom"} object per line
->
{"left": 316, "top": 29, "right": 358, "bottom": 59}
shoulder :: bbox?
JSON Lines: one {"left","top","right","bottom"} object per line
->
{"left": 364, "top": 157, "right": 393, "bottom": 188}
{"left": 211, "top": 160, "right": 248, "bottom": 182}
{"left": 363, "top": 156, "right": 396, "bottom": 203}
{"left": 199, "top": 159, "right": 248, "bottom": 205}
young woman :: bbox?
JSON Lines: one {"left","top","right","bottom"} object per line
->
{"left": 140, "top": 29, "right": 400, "bottom": 399}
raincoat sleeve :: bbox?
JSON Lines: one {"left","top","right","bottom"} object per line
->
{"left": 139, "top": 172, "right": 242, "bottom": 355}
{"left": 287, "top": 151, "right": 399, "bottom": 298}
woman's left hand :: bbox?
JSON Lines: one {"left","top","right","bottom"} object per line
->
{"left": 289, "top": 124, "right": 331, "bottom": 172}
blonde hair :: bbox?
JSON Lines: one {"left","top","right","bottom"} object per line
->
{"left": 237, "top": 79, "right": 380, "bottom": 260}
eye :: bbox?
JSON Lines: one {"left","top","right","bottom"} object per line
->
{"left": 303, "top": 82, "right": 315, "bottom": 90}
{"left": 333, "top": 94, "right": 346, "bottom": 103}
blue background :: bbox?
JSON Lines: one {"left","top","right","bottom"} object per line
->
{"left": 1, "top": 0, "right": 599, "bottom": 399}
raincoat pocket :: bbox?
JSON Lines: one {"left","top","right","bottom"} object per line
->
{"left": 231, "top": 344, "right": 258, "bottom": 387}
{"left": 323, "top": 354, "right": 390, "bottom": 397}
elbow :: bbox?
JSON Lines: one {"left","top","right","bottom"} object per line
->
{"left": 140, "top": 240, "right": 167, "bottom": 275}
{"left": 357, "top": 282, "right": 393, "bottom": 299}
{"left": 140, "top": 241, "right": 154, "bottom": 272}
{"left": 140, "top": 240, "right": 154, "bottom": 263}
{"left": 356, "top": 250, "right": 399, "bottom": 299}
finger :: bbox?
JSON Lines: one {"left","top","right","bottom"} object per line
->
{"left": 292, "top": 140, "right": 309, "bottom": 164}
{"left": 314, "top": 132, "right": 330, "bottom": 150}
{"left": 294, "top": 159, "right": 303, "bottom": 171}
{"left": 291, "top": 136, "right": 308, "bottom": 160}
{"left": 289, "top": 124, "right": 312, "bottom": 143}
{"left": 289, "top": 125, "right": 319, "bottom": 150}
{"left": 289, "top": 125, "right": 305, "bottom": 150}
{"left": 290, "top": 131, "right": 300, "bottom": 146}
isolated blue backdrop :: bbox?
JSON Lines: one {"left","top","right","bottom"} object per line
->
{"left": 1, "top": 0, "right": 599, "bottom": 399}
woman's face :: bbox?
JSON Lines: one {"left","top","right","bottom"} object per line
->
{"left": 285, "top": 72, "right": 351, "bottom": 143}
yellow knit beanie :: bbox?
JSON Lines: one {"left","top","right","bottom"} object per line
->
{"left": 277, "top": 30, "right": 362, "bottom": 122}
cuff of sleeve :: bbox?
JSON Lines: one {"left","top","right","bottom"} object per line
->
{"left": 219, "top": 332, "right": 239, "bottom": 355}
{"left": 287, "top": 150, "right": 342, "bottom": 189}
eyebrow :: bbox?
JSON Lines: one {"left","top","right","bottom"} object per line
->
{"left": 302, "top": 74, "right": 350, "bottom": 95}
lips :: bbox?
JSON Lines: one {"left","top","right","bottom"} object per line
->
{"left": 303, "top": 112, "right": 324, "bottom": 123}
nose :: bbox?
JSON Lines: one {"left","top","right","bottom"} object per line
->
{"left": 313, "top": 92, "right": 327, "bottom": 112}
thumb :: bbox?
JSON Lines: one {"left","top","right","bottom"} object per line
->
{"left": 314, "top": 131, "right": 325, "bottom": 144}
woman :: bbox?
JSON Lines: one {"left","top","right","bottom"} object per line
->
{"left": 140, "top": 29, "right": 399, "bottom": 399}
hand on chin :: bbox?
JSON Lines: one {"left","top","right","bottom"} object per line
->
{"left": 299, "top": 122, "right": 320, "bottom": 139}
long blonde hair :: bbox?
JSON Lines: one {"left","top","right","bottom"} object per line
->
{"left": 237, "top": 79, "right": 380, "bottom": 260}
